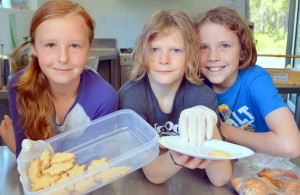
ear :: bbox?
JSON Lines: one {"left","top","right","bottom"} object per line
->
{"left": 30, "top": 43, "right": 37, "bottom": 56}
{"left": 240, "top": 49, "right": 247, "bottom": 61}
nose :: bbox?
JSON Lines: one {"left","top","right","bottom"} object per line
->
{"left": 207, "top": 48, "right": 220, "bottom": 62}
{"left": 159, "top": 51, "right": 170, "bottom": 65}
{"left": 57, "top": 47, "right": 68, "bottom": 64}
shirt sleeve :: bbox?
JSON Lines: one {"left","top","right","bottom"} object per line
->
{"left": 8, "top": 76, "right": 26, "bottom": 157}
{"left": 249, "top": 70, "right": 286, "bottom": 118}
{"left": 118, "top": 82, "right": 148, "bottom": 121}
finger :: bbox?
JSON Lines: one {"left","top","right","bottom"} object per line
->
{"left": 0, "top": 120, "right": 6, "bottom": 135}
{"left": 205, "top": 117, "right": 214, "bottom": 140}
{"left": 179, "top": 112, "right": 189, "bottom": 142}
{"left": 197, "top": 110, "right": 205, "bottom": 146}
{"left": 3, "top": 115, "right": 13, "bottom": 128}
{"left": 159, "top": 143, "right": 167, "bottom": 149}
{"left": 196, "top": 159, "right": 214, "bottom": 169}
{"left": 170, "top": 150, "right": 189, "bottom": 166}
{"left": 185, "top": 157, "right": 203, "bottom": 169}
{"left": 188, "top": 110, "right": 197, "bottom": 145}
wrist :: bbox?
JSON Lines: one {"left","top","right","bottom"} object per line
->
{"left": 170, "top": 152, "right": 182, "bottom": 166}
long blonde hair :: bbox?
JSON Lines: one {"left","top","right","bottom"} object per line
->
{"left": 12, "top": 0, "right": 95, "bottom": 140}
{"left": 130, "top": 9, "right": 203, "bottom": 85}
{"left": 194, "top": 6, "right": 257, "bottom": 69}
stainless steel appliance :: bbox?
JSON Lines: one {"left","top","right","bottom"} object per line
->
{"left": 89, "top": 39, "right": 120, "bottom": 90}
{"left": 119, "top": 49, "right": 132, "bottom": 86}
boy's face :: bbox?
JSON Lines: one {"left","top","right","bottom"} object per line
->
{"left": 148, "top": 26, "right": 186, "bottom": 90}
{"left": 198, "top": 22, "right": 241, "bottom": 93}
{"left": 31, "top": 14, "right": 91, "bottom": 88}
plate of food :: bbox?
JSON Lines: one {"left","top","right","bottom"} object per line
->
{"left": 159, "top": 136, "right": 255, "bottom": 160}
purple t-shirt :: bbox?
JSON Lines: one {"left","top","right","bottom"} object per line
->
{"left": 8, "top": 68, "right": 118, "bottom": 157}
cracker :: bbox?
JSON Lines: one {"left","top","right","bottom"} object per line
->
{"left": 66, "top": 164, "right": 86, "bottom": 178}
{"left": 28, "top": 158, "right": 42, "bottom": 182}
{"left": 88, "top": 157, "right": 109, "bottom": 170}
{"left": 51, "top": 152, "right": 75, "bottom": 164}
{"left": 40, "top": 150, "right": 51, "bottom": 170}
{"left": 43, "top": 162, "right": 74, "bottom": 176}
{"left": 94, "top": 166, "right": 132, "bottom": 183}
{"left": 31, "top": 174, "right": 61, "bottom": 192}
{"left": 55, "top": 173, "right": 70, "bottom": 184}
{"left": 73, "top": 177, "right": 97, "bottom": 193}
{"left": 208, "top": 151, "right": 231, "bottom": 157}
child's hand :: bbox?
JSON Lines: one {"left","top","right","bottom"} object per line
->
{"left": 179, "top": 106, "right": 217, "bottom": 145}
{"left": 0, "top": 115, "right": 16, "bottom": 153}
{"left": 170, "top": 150, "right": 217, "bottom": 169}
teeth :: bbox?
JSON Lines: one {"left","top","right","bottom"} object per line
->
{"left": 209, "top": 67, "right": 222, "bottom": 71}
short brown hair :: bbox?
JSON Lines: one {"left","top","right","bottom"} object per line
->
{"left": 194, "top": 6, "right": 257, "bottom": 69}
{"left": 130, "top": 9, "right": 203, "bottom": 85}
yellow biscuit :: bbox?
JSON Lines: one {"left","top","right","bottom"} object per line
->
{"left": 94, "top": 166, "right": 132, "bottom": 183}
{"left": 43, "top": 162, "right": 74, "bottom": 176}
{"left": 66, "top": 164, "right": 86, "bottom": 178}
{"left": 88, "top": 157, "right": 109, "bottom": 170}
{"left": 208, "top": 151, "right": 231, "bottom": 157}
{"left": 40, "top": 150, "right": 51, "bottom": 170}
{"left": 55, "top": 173, "right": 70, "bottom": 184}
{"left": 31, "top": 174, "right": 61, "bottom": 192}
{"left": 28, "top": 158, "right": 42, "bottom": 182}
{"left": 74, "top": 177, "right": 97, "bottom": 193}
{"left": 51, "top": 152, "right": 75, "bottom": 164}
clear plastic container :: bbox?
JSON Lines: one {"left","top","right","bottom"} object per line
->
{"left": 21, "top": 109, "right": 159, "bottom": 195}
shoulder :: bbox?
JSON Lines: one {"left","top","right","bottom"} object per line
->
{"left": 184, "top": 80, "right": 216, "bottom": 97}
{"left": 80, "top": 69, "right": 118, "bottom": 101}
{"left": 241, "top": 65, "right": 270, "bottom": 79}
{"left": 181, "top": 80, "right": 218, "bottom": 110}
{"left": 118, "top": 78, "right": 146, "bottom": 97}
{"left": 82, "top": 69, "right": 116, "bottom": 92}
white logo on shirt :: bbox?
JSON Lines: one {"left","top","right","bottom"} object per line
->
{"left": 154, "top": 121, "right": 179, "bottom": 136}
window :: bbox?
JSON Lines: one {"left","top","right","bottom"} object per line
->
{"left": 249, "top": 0, "right": 299, "bottom": 112}
{"left": 249, "top": 0, "right": 291, "bottom": 69}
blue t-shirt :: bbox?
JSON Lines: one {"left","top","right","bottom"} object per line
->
{"left": 214, "top": 65, "right": 286, "bottom": 132}
{"left": 8, "top": 68, "right": 118, "bottom": 156}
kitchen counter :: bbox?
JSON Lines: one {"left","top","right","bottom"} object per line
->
{"left": 0, "top": 146, "right": 237, "bottom": 195}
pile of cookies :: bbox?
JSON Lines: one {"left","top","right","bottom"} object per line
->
{"left": 27, "top": 150, "right": 131, "bottom": 193}
{"left": 231, "top": 168, "right": 300, "bottom": 195}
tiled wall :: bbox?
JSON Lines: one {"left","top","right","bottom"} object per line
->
{"left": 83, "top": 0, "right": 224, "bottom": 50}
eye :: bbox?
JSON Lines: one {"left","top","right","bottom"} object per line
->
{"left": 70, "top": 44, "right": 80, "bottom": 49}
{"left": 171, "top": 49, "right": 182, "bottom": 54}
{"left": 152, "top": 48, "right": 159, "bottom": 52}
{"left": 46, "top": 43, "right": 55, "bottom": 48}
{"left": 200, "top": 45, "right": 207, "bottom": 50}
{"left": 221, "top": 43, "right": 230, "bottom": 48}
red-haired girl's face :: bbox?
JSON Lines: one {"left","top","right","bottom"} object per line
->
{"left": 31, "top": 14, "right": 91, "bottom": 89}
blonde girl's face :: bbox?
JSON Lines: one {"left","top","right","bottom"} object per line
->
{"left": 148, "top": 26, "right": 186, "bottom": 89}
{"left": 198, "top": 22, "right": 241, "bottom": 93}
{"left": 31, "top": 14, "right": 91, "bottom": 88}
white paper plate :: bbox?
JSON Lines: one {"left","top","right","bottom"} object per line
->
{"left": 159, "top": 136, "right": 255, "bottom": 160}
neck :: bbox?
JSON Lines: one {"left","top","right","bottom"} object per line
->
{"left": 148, "top": 77, "right": 183, "bottom": 113}
{"left": 50, "top": 78, "right": 80, "bottom": 102}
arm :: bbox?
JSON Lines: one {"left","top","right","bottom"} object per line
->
{"left": 205, "top": 126, "right": 232, "bottom": 187}
{"left": 0, "top": 115, "right": 16, "bottom": 153}
{"left": 221, "top": 107, "right": 300, "bottom": 158}
{"left": 144, "top": 126, "right": 232, "bottom": 186}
